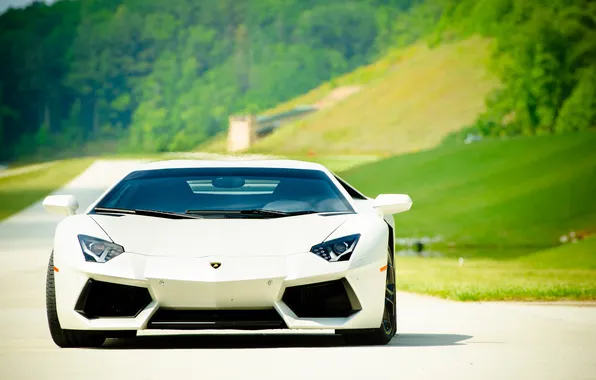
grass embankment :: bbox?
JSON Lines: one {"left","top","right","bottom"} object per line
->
{"left": 199, "top": 37, "right": 497, "bottom": 155}
{"left": 249, "top": 37, "right": 498, "bottom": 155}
{"left": 341, "top": 132, "right": 596, "bottom": 300}
{"left": 0, "top": 158, "right": 93, "bottom": 221}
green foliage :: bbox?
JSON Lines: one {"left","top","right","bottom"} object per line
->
{"left": 293, "top": 2, "right": 378, "bottom": 63}
{"left": 0, "top": 0, "right": 429, "bottom": 160}
{"left": 555, "top": 66, "right": 596, "bottom": 133}
{"left": 441, "top": 0, "right": 596, "bottom": 137}
{"left": 388, "top": 0, "right": 447, "bottom": 48}
{"left": 3, "top": 0, "right": 591, "bottom": 158}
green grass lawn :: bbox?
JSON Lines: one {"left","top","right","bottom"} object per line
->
{"left": 396, "top": 237, "right": 596, "bottom": 301}
{"left": 0, "top": 158, "right": 93, "bottom": 221}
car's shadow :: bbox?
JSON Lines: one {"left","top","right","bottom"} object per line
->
{"left": 100, "top": 332, "right": 473, "bottom": 350}
{"left": 388, "top": 333, "right": 473, "bottom": 347}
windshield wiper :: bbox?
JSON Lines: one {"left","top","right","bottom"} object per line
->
{"left": 93, "top": 207, "right": 136, "bottom": 215}
{"left": 317, "top": 211, "right": 355, "bottom": 216}
{"left": 241, "top": 209, "right": 295, "bottom": 217}
{"left": 185, "top": 209, "right": 318, "bottom": 218}
{"left": 94, "top": 207, "right": 202, "bottom": 219}
{"left": 135, "top": 209, "right": 203, "bottom": 219}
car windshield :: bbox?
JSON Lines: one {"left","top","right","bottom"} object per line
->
{"left": 93, "top": 167, "right": 354, "bottom": 217}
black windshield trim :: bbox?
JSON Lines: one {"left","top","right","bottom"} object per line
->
{"left": 333, "top": 174, "right": 369, "bottom": 200}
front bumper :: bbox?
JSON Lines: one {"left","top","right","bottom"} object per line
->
{"left": 54, "top": 246, "right": 387, "bottom": 331}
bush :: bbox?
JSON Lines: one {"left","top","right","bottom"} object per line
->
{"left": 555, "top": 66, "right": 596, "bottom": 133}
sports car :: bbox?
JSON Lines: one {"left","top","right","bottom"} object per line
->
{"left": 42, "top": 159, "right": 412, "bottom": 347}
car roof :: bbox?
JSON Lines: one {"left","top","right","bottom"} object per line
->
{"left": 134, "top": 159, "right": 328, "bottom": 172}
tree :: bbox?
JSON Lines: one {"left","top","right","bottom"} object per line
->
{"left": 555, "top": 66, "right": 596, "bottom": 132}
{"left": 443, "top": 0, "right": 596, "bottom": 137}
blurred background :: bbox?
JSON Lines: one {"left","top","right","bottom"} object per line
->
{"left": 0, "top": 0, "right": 595, "bottom": 301}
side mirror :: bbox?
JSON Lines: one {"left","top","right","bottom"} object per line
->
{"left": 42, "top": 195, "right": 79, "bottom": 216}
{"left": 372, "top": 194, "right": 412, "bottom": 215}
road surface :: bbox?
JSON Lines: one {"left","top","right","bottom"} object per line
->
{"left": 0, "top": 160, "right": 595, "bottom": 380}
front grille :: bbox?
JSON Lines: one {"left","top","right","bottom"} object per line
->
{"left": 75, "top": 279, "right": 152, "bottom": 318}
{"left": 147, "top": 309, "right": 287, "bottom": 330}
{"left": 282, "top": 279, "right": 360, "bottom": 318}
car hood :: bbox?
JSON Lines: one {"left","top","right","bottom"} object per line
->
{"left": 90, "top": 214, "right": 350, "bottom": 258}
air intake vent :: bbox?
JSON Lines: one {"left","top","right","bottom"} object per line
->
{"left": 75, "top": 280, "right": 152, "bottom": 318}
{"left": 282, "top": 279, "right": 360, "bottom": 318}
{"left": 147, "top": 309, "right": 287, "bottom": 330}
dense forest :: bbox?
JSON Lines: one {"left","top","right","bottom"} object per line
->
{"left": 0, "top": 0, "right": 436, "bottom": 160}
{"left": 0, "top": 0, "right": 594, "bottom": 161}
{"left": 440, "top": 0, "right": 596, "bottom": 137}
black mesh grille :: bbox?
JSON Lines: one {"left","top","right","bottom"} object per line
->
{"left": 75, "top": 279, "right": 152, "bottom": 318}
{"left": 147, "top": 309, "right": 287, "bottom": 330}
{"left": 282, "top": 279, "right": 358, "bottom": 318}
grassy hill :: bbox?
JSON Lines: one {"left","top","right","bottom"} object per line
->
{"left": 340, "top": 131, "right": 596, "bottom": 249}
{"left": 242, "top": 37, "right": 499, "bottom": 155}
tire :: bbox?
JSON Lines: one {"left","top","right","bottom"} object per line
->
{"left": 46, "top": 251, "right": 106, "bottom": 348}
{"left": 339, "top": 249, "right": 397, "bottom": 346}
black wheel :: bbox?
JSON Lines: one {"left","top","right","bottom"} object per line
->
{"left": 46, "top": 251, "right": 106, "bottom": 348}
{"left": 339, "top": 249, "right": 397, "bottom": 346}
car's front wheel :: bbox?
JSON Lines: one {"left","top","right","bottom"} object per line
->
{"left": 46, "top": 251, "right": 106, "bottom": 348}
{"left": 338, "top": 250, "right": 397, "bottom": 346}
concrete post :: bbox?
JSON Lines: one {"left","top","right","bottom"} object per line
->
{"left": 227, "top": 115, "right": 257, "bottom": 152}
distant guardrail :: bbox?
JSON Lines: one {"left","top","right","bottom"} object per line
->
{"left": 255, "top": 105, "right": 318, "bottom": 136}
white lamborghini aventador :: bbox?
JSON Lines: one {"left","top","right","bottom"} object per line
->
{"left": 42, "top": 159, "right": 412, "bottom": 347}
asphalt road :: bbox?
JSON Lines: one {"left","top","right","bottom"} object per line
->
{"left": 0, "top": 160, "right": 595, "bottom": 380}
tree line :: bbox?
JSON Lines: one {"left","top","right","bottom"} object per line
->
{"left": 438, "top": 0, "right": 596, "bottom": 137}
{"left": 0, "top": 0, "right": 430, "bottom": 160}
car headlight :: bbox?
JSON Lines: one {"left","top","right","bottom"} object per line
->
{"left": 78, "top": 234, "right": 124, "bottom": 263}
{"left": 310, "top": 234, "right": 360, "bottom": 262}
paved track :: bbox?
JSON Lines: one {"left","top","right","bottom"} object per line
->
{"left": 0, "top": 161, "right": 595, "bottom": 380}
